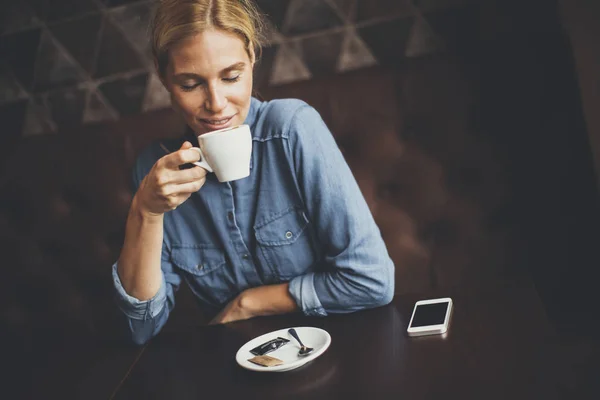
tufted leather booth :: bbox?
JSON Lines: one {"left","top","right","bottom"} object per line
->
{"left": 0, "top": 56, "right": 520, "bottom": 349}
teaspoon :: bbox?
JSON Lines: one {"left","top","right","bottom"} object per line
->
{"left": 288, "top": 328, "right": 314, "bottom": 357}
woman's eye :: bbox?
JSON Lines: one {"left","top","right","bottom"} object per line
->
{"left": 223, "top": 75, "right": 241, "bottom": 83}
{"left": 180, "top": 83, "right": 199, "bottom": 92}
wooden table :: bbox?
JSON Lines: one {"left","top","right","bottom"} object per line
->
{"left": 110, "top": 280, "right": 561, "bottom": 400}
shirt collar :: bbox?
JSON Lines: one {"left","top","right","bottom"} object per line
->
{"left": 244, "top": 96, "right": 260, "bottom": 129}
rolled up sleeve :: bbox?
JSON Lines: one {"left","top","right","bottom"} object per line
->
{"left": 112, "top": 262, "right": 167, "bottom": 320}
{"left": 288, "top": 272, "right": 326, "bottom": 317}
{"left": 111, "top": 254, "right": 182, "bottom": 345}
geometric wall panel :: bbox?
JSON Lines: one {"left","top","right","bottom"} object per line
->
{"left": 0, "top": 0, "right": 475, "bottom": 136}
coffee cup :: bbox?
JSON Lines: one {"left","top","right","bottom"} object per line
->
{"left": 191, "top": 124, "right": 252, "bottom": 182}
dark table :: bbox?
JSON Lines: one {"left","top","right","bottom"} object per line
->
{"left": 111, "top": 280, "right": 561, "bottom": 400}
{"left": 3, "top": 337, "right": 144, "bottom": 400}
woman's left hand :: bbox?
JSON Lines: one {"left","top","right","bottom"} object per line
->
{"left": 208, "top": 284, "right": 298, "bottom": 325}
{"left": 208, "top": 292, "right": 253, "bottom": 325}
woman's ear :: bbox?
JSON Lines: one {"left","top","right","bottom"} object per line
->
{"left": 249, "top": 46, "right": 256, "bottom": 68}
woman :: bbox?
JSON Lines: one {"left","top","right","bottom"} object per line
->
{"left": 113, "top": 0, "right": 394, "bottom": 345}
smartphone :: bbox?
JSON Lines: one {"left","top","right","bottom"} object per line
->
{"left": 407, "top": 297, "right": 453, "bottom": 337}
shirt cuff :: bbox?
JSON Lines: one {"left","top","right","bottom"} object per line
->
{"left": 112, "top": 262, "right": 167, "bottom": 320}
{"left": 288, "top": 272, "right": 327, "bottom": 317}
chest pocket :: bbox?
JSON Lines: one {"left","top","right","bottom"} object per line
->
{"left": 254, "top": 206, "right": 316, "bottom": 279}
{"left": 170, "top": 244, "right": 232, "bottom": 307}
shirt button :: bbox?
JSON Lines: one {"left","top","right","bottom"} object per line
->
{"left": 242, "top": 254, "right": 250, "bottom": 260}
{"left": 285, "top": 231, "right": 293, "bottom": 239}
{"left": 196, "top": 264, "right": 204, "bottom": 270}
{"left": 227, "top": 212, "right": 234, "bottom": 222}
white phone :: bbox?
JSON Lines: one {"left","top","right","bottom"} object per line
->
{"left": 407, "top": 297, "right": 453, "bottom": 337}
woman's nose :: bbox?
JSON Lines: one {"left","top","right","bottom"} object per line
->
{"left": 204, "top": 85, "right": 227, "bottom": 113}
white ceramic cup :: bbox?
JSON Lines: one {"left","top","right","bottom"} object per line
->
{"left": 191, "top": 124, "right": 252, "bottom": 182}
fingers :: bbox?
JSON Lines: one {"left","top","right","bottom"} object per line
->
{"left": 171, "top": 164, "right": 207, "bottom": 184}
{"left": 155, "top": 175, "right": 206, "bottom": 201}
{"left": 150, "top": 166, "right": 206, "bottom": 198}
{"left": 162, "top": 193, "right": 192, "bottom": 212}
{"left": 136, "top": 140, "right": 208, "bottom": 215}
{"left": 161, "top": 143, "right": 201, "bottom": 170}
{"left": 173, "top": 178, "right": 207, "bottom": 195}
{"left": 154, "top": 179, "right": 205, "bottom": 212}
{"left": 155, "top": 140, "right": 206, "bottom": 184}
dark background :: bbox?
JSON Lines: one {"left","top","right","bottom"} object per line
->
{"left": 1, "top": 0, "right": 600, "bottom": 395}
{"left": 2, "top": 0, "right": 597, "bottom": 332}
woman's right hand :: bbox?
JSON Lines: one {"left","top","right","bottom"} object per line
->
{"left": 134, "top": 141, "right": 207, "bottom": 217}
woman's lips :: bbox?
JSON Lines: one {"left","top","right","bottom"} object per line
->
{"left": 197, "top": 115, "right": 235, "bottom": 130}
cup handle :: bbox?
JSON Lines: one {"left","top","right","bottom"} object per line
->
{"left": 191, "top": 147, "right": 213, "bottom": 173}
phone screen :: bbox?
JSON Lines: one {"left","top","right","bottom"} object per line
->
{"left": 410, "top": 302, "right": 450, "bottom": 327}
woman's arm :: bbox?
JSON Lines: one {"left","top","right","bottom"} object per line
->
{"left": 117, "top": 141, "right": 205, "bottom": 298}
{"left": 286, "top": 104, "right": 395, "bottom": 316}
{"left": 208, "top": 283, "right": 298, "bottom": 325}
{"left": 116, "top": 197, "right": 164, "bottom": 301}
{"left": 113, "top": 141, "right": 207, "bottom": 344}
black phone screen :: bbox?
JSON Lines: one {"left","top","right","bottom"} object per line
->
{"left": 410, "top": 302, "right": 450, "bottom": 327}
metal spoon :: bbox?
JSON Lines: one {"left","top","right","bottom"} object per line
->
{"left": 288, "top": 328, "right": 314, "bottom": 357}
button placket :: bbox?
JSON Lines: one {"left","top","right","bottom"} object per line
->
{"left": 224, "top": 182, "right": 258, "bottom": 283}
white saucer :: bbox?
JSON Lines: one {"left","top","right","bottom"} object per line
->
{"left": 235, "top": 326, "right": 331, "bottom": 372}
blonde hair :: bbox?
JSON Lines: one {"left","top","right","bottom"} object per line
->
{"left": 151, "top": 0, "right": 266, "bottom": 77}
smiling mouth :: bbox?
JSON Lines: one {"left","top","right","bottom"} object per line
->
{"left": 199, "top": 116, "right": 234, "bottom": 126}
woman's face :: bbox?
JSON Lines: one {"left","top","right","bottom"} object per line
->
{"left": 163, "top": 28, "right": 254, "bottom": 135}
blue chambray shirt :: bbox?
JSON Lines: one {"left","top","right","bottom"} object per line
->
{"left": 112, "top": 97, "right": 395, "bottom": 344}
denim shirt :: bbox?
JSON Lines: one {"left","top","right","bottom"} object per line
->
{"left": 112, "top": 97, "right": 395, "bottom": 344}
